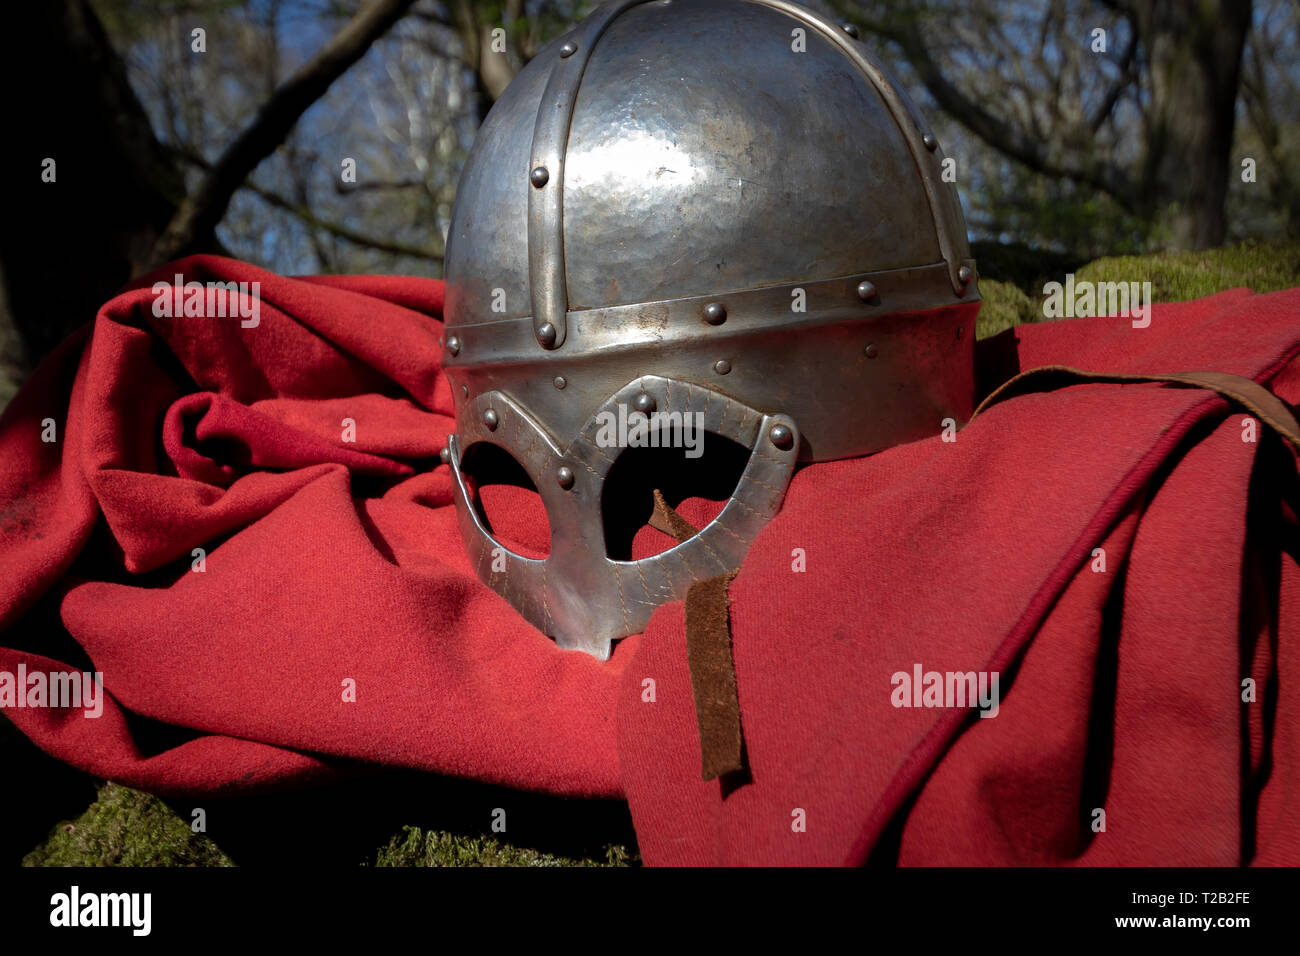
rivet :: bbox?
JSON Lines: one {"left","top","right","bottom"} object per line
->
{"left": 856, "top": 280, "right": 877, "bottom": 302}
{"left": 556, "top": 465, "right": 575, "bottom": 490}
{"left": 536, "top": 322, "right": 557, "bottom": 347}
{"left": 841, "top": 23, "right": 860, "bottom": 38}
{"left": 439, "top": 446, "right": 450, "bottom": 464}
{"left": 633, "top": 392, "right": 656, "bottom": 414}
{"left": 958, "top": 264, "right": 974, "bottom": 284}
{"left": 446, "top": 334, "right": 460, "bottom": 356}
{"left": 461, "top": 384, "right": 469, "bottom": 398}
{"left": 864, "top": 343, "right": 879, "bottom": 359}
{"left": 923, "top": 133, "right": 938, "bottom": 152}
{"left": 483, "top": 408, "right": 499, "bottom": 430}
{"left": 702, "top": 302, "right": 727, "bottom": 325}
{"left": 553, "top": 375, "right": 567, "bottom": 390}
{"left": 769, "top": 424, "right": 794, "bottom": 450}
{"left": 559, "top": 40, "right": 578, "bottom": 58}
{"left": 530, "top": 166, "right": 549, "bottom": 188}
{"left": 713, "top": 359, "right": 731, "bottom": 375}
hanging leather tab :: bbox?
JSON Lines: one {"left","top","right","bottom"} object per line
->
{"left": 650, "top": 490, "right": 746, "bottom": 780}
{"left": 649, "top": 488, "right": 705, "bottom": 544}
{"left": 685, "top": 570, "right": 744, "bottom": 781}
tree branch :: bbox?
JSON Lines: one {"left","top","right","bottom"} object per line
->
{"left": 851, "top": 5, "right": 1140, "bottom": 209}
{"left": 244, "top": 177, "right": 445, "bottom": 262}
{"left": 146, "top": 0, "right": 420, "bottom": 270}
{"left": 334, "top": 177, "right": 427, "bottom": 195}
{"left": 173, "top": 148, "right": 444, "bottom": 263}
{"left": 1088, "top": 27, "right": 1139, "bottom": 132}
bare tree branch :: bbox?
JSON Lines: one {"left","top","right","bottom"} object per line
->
{"left": 146, "top": 0, "right": 420, "bottom": 270}
{"left": 334, "top": 178, "right": 428, "bottom": 195}
{"left": 1088, "top": 28, "right": 1139, "bottom": 132}
{"left": 873, "top": 13, "right": 1139, "bottom": 207}
{"left": 174, "top": 148, "right": 443, "bottom": 262}
{"left": 244, "top": 176, "right": 445, "bottom": 262}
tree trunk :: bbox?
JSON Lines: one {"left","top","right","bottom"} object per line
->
{"left": 1138, "top": 0, "right": 1252, "bottom": 249}
{"left": 1, "top": 0, "right": 183, "bottom": 368}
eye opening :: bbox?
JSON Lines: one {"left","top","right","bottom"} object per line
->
{"left": 459, "top": 441, "right": 552, "bottom": 559}
{"left": 599, "top": 430, "right": 749, "bottom": 560}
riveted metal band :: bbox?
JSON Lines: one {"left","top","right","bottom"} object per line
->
{"left": 445, "top": 261, "right": 967, "bottom": 365}
{"left": 744, "top": 0, "right": 969, "bottom": 295}
{"left": 528, "top": 0, "right": 658, "bottom": 351}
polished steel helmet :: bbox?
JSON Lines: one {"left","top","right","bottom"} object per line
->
{"left": 440, "top": 0, "right": 980, "bottom": 659}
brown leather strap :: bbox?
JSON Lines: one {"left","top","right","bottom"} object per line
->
{"left": 649, "top": 488, "right": 705, "bottom": 544}
{"left": 970, "top": 365, "right": 1300, "bottom": 449}
{"left": 650, "top": 489, "right": 745, "bottom": 781}
{"left": 684, "top": 570, "right": 744, "bottom": 780}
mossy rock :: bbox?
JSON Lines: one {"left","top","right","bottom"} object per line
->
{"left": 23, "top": 782, "right": 234, "bottom": 867}
{"left": 1073, "top": 239, "right": 1300, "bottom": 302}
{"left": 369, "top": 825, "right": 634, "bottom": 867}
{"left": 975, "top": 279, "right": 1039, "bottom": 339}
{"left": 20, "top": 774, "right": 637, "bottom": 867}
{"left": 974, "top": 238, "right": 1300, "bottom": 339}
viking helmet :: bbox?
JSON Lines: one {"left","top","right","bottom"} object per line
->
{"left": 440, "top": 0, "right": 980, "bottom": 659}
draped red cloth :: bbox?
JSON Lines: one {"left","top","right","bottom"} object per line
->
{"left": 2, "top": 255, "right": 1297, "bottom": 865}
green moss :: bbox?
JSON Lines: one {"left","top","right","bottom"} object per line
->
{"left": 1072, "top": 239, "right": 1300, "bottom": 303}
{"left": 975, "top": 279, "right": 1040, "bottom": 340}
{"left": 369, "top": 825, "right": 634, "bottom": 867}
{"left": 974, "top": 238, "right": 1300, "bottom": 338}
{"left": 23, "top": 782, "right": 234, "bottom": 868}
{"left": 19, "top": 774, "right": 636, "bottom": 867}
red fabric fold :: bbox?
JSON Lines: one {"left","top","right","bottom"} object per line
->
{"left": 1, "top": 255, "right": 626, "bottom": 798}
{"left": 2, "top": 257, "right": 1298, "bottom": 866}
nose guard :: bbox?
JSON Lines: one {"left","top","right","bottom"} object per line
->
{"left": 446, "top": 375, "right": 798, "bottom": 659}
